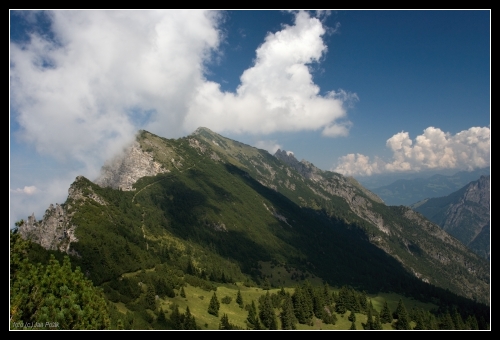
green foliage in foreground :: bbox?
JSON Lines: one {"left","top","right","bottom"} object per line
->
{"left": 10, "top": 233, "right": 110, "bottom": 330}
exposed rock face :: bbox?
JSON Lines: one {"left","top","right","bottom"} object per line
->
{"left": 413, "top": 175, "right": 490, "bottom": 260}
{"left": 18, "top": 176, "right": 110, "bottom": 254}
{"left": 275, "top": 149, "right": 388, "bottom": 233}
{"left": 442, "top": 175, "right": 490, "bottom": 233}
{"left": 95, "top": 141, "right": 168, "bottom": 191}
{"left": 19, "top": 203, "right": 76, "bottom": 253}
{"left": 274, "top": 149, "right": 321, "bottom": 181}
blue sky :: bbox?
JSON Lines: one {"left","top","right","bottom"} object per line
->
{"left": 10, "top": 10, "right": 490, "bottom": 225}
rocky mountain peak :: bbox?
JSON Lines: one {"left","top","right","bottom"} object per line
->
{"left": 18, "top": 202, "right": 77, "bottom": 254}
{"left": 94, "top": 140, "right": 169, "bottom": 191}
{"left": 412, "top": 175, "right": 490, "bottom": 260}
{"left": 274, "top": 149, "right": 318, "bottom": 180}
{"left": 463, "top": 175, "right": 490, "bottom": 207}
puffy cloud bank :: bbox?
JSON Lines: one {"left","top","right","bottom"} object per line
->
{"left": 334, "top": 126, "right": 490, "bottom": 176}
{"left": 11, "top": 10, "right": 221, "bottom": 169}
{"left": 10, "top": 10, "right": 354, "bottom": 225}
{"left": 184, "top": 11, "right": 355, "bottom": 137}
{"left": 11, "top": 10, "right": 353, "bottom": 170}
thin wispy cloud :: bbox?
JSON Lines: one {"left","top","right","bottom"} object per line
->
{"left": 11, "top": 186, "right": 38, "bottom": 195}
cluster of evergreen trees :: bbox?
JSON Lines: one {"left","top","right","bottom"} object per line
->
{"left": 10, "top": 233, "right": 110, "bottom": 330}
{"left": 157, "top": 304, "right": 198, "bottom": 330}
{"left": 214, "top": 282, "right": 488, "bottom": 330}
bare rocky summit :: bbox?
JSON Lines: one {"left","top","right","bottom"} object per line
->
{"left": 95, "top": 141, "right": 168, "bottom": 191}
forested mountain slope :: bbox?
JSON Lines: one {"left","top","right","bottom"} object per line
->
{"left": 18, "top": 128, "right": 489, "bottom": 309}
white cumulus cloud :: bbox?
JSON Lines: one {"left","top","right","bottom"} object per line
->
{"left": 333, "top": 126, "right": 490, "bottom": 176}
{"left": 10, "top": 10, "right": 355, "bottom": 225}
{"left": 11, "top": 10, "right": 221, "bottom": 170}
{"left": 184, "top": 10, "right": 354, "bottom": 137}
{"left": 11, "top": 10, "right": 353, "bottom": 175}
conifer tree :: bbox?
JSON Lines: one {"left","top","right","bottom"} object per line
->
{"left": 186, "top": 258, "right": 196, "bottom": 275}
{"left": 364, "top": 306, "right": 374, "bottom": 330}
{"left": 373, "top": 312, "right": 383, "bottom": 330}
{"left": 439, "top": 311, "right": 455, "bottom": 330}
{"left": 465, "top": 315, "right": 479, "bottom": 330}
{"left": 246, "top": 300, "right": 258, "bottom": 328}
{"left": 331, "top": 290, "right": 337, "bottom": 303}
{"left": 263, "top": 277, "right": 271, "bottom": 290}
{"left": 426, "top": 310, "right": 439, "bottom": 330}
{"left": 253, "top": 318, "right": 263, "bottom": 330}
{"left": 348, "top": 310, "right": 356, "bottom": 322}
{"left": 292, "top": 286, "right": 305, "bottom": 323}
{"left": 180, "top": 286, "right": 186, "bottom": 298}
{"left": 236, "top": 289, "right": 244, "bottom": 308}
{"left": 184, "top": 306, "right": 197, "bottom": 330}
{"left": 380, "top": 300, "right": 392, "bottom": 324}
{"left": 157, "top": 308, "right": 167, "bottom": 325}
{"left": 335, "top": 298, "right": 347, "bottom": 315}
{"left": 208, "top": 291, "right": 220, "bottom": 317}
{"left": 350, "top": 321, "right": 356, "bottom": 330}
{"left": 359, "top": 291, "right": 368, "bottom": 313}
{"left": 259, "top": 291, "right": 277, "bottom": 329}
{"left": 312, "top": 288, "right": 325, "bottom": 319}
{"left": 451, "top": 308, "right": 465, "bottom": 330}
{"left": 219, "top": 314, "right": 232, "bottom": 330}
{"left": 146, "top": 283, "right": 157, "bottom": 309}
{"left": 323, "top": 283, "right": 332, "bottom": 305}
{"left": 292, "top": 284, "right": 313, "bottom": 324}
{"left": 280, "top": 294, "right": 297, "bottom": 330}
{"left": 170, "top": 304, "right": 183, "bottom": 329}
{"left": 279, "top": 286, "right": 287, "bottom": 297}
{"left": 394, "top": 299, "right": 411, "bottom": 330}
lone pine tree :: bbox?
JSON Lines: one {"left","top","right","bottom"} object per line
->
{"left": 236, "top": 289, "right": 244, "bottom": 308}
{"left": 208, "top": 292, "right": 220, "bottom": 317}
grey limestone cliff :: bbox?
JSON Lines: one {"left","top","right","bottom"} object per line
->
{"left": 413, "top": 175, "right": 490, "bottom": 260}
{"left": 18, "top": 176, "right": 110, "bottom": 254}
{"left": 95, "top": 140, "right": 168, "bottom": 191}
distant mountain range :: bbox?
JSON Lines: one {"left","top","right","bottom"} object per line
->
{"left": 367, "top": 168, "right": 490, "bottom": 206}
{"left": 411, "top": 175, "right": 490, "bottom": 260}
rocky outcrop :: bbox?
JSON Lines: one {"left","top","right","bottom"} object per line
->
{"left": 18, "top": 203, "right": 77, "bottom": 254}
{"left": 275, "top": 150, "right": 322, "bottom": 181}
{"left": 275, "top": 149, "right": 388, "bottom": 233}
{"left": 18, "top": 176, "right": 110, "bottom": 255}
{"left": 95, "top": 141, "right": 168, "bottom": 191}
{"left": 413, "top": 175, "right": 490, "bottom": 260}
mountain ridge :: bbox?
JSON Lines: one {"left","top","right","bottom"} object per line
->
{"left": 412, "top": 175, "right": 490, "bottom": 260}
{"left": 17, "top": 127, "right": 490, "bottom": 305}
